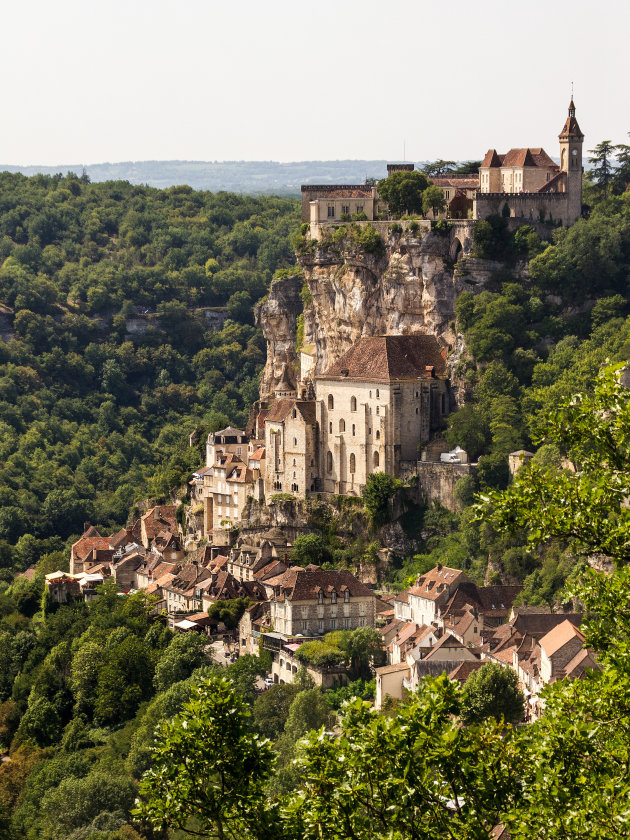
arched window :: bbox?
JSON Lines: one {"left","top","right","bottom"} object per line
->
{"left": 327, "top": 451, "right": 333, "bottom": 472}
{"left": 352, "top": 424, "right": 356, "bottom": 436}
{"left": 328, "top": 395, "right": 334, "bottom": 409}
{"left": 293, "top": 437, "right": 297, "bottom": 446}
{"left": 415, "top": 407, "right": 419, "bottom": 415}
{"left": 350, "top": 396, "right": 357, "bottom": 412}
{"left": 373, "top": 451, "right": 380, "bottom": 468}
{"left": 293, "top": 458, "right": 296, "bottom": 466}
{"left": 292, "top": 409, "right": 297, "bottom": 418}
{"left": 376, "top": 406, "right": 379, "bottom": 415}
{"left": 329, "top": 421, "right": 332, "bottom": 433}
{"left": 349, "top": 453, "right": 356, "bottom": 474}
{"left": 339, "top": 419, "right": 345, "bottom": 432}
{"left": 376, "top": 389, "right": 380, "bottom": 398}
{"left": 376, "top": 430, "right": 380, "bottom": 440}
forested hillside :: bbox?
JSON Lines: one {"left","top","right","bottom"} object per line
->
{"left": 0, "top": 172, "right": 300, "bottom": 577}
{"left": 396, "top": 190, "right": 630, "bottom": 603}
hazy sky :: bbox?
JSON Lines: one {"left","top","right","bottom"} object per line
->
{"left": 3, "top": 0, "right": 628, "bottom": 165}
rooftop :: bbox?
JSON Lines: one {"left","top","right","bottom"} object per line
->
{"left": 319, "top": 335, "right": 446, "bottom": 383}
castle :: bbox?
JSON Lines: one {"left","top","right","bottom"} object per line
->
{"left": 302, "top": 100, "right": 584, "bottom": 227}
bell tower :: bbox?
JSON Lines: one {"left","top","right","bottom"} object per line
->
{"left": 558, "top": 98, "right": 584, "bottom": 224}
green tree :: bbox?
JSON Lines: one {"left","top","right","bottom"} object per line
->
{"left": 362, "top": 472, "right": 401, "bottom": 528}
{"left": 460, "top": 662, "right": 524, "bottom": 724}
{"left": 376, "top": 171, "right": 428, "bottom": 217}
{"left": 422, "top": 184, "right": 447, "bottom": 217}
{"left": 286, "top": 677, "right": 519, "bottom": 839}
{"left": 588, "top": 140, "right": 616, "bottom": 198}
{"left": 253, "top": 683, "right": 301, "bottom": 741}
{"left": 153, "top": 632, "right": 207, "bottom": 692}
{"left": 422, "top": 160, "right": 456, "bottom": 177}
{"left": 291, "top": 534, "right": 331, "bottom": 567}
{"left": 207, "top": 597, "right": 251, "bottom": 631}
{"left": 134, "top": 676, "right": 276, "bottom": 840}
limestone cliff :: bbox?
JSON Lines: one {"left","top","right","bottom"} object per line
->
{"left": 258, "top": 223, "right": 501, "bottom": 406}
{"left": 254, "top": 271, "right": 303, "bottom": 401}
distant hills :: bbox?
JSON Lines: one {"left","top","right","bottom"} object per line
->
{"left": 0, "top": 160, "right": 433, "bottom": 196}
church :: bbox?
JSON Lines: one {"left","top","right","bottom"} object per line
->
{"left": 264, "top": 334, "right": 450, "bottom": 498}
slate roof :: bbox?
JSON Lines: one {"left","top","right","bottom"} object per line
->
{"left": 559, "top": 101, "right": 584, "bottom": 139}
{"left": 512, "top": 612, "right": 583, "bottom": 639}
{"left": 319, "top": 335, "right": 447, "bottom": 383}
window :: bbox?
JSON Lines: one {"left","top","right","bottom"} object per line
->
{"left": 302, "top": 620, "right": 308, "bottom": 631}
{"left": 344, "top": 590, "right": 350, "bottom": 603}
{"left": 350, "top": 396, "right": 357, "bottom": 411}
{"left": 352, "top": 424, "right": 356, "bottom": 436}
{"left": 376, "top": 406, "right": 379, "bottom": 415}
{"left": 349, "top": 453, "right": 356, "bottom": 474}
{"left": 359, "top": 602, "right": 366, "bottom": 615}
{"left": 327, "top": 205, "right": 335, "bottom": 218}
{"left": 376, "top": 389, "right": 380, "bottom": 398}
{"left": 339, "top": 419, "right": 345, "bottom": 432}
{"left": 331, "top": 590, "right": 337, "bottom": 603}
{"left": 293, "top": 458, "right": 296, "bottom": 466}
{"left": 445, "top": 190, "right": 450, "bottom": 199}
{"left": 415, "top": 407, "right": 419, "bottom": 415}
{"left": 291, "top": 482, "right": 298, "bottom": 492}
{"left": 373, "top": 451, "right": 380, "bottom": 468}
{"left": 328, "top": 394, "right": 334, "bottom": 409}
{"left": 376, "top": 430, "right": 380, "bottom": 440}
{"left": 329, "top": 421, "right": 332, "bottom": 433}
{"left": 344, "top": 618, "right": 350, "bottom": 629}
{"left": 327, "top": 451, "right": 333, "bottom": 472}
{"left": 318, "top": 590, "right": 324, "bottom": 604}
{"left": 292, "top": 409, "right": 297, "bottom": 418}
{"left": 318, "top": 619, "right": 324, "bottom": 632}
{"left": 355, "top": 205, "right": 363, "bottom": 214}
{"left": 359, "top": 618, "right": 366, "bottom": 626}
{"left": 341, "top": 204, "right": 349, "bottom": 215}
{"left": 331, "top": 618, "right": 337, "bottom": 630}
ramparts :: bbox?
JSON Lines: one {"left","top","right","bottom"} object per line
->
{"left": 473, "top": 191, "right": 570, "bottom": 226}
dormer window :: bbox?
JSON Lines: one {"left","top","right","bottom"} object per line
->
{"left": 331, "top": 590, "right": 337, "bottom": 604}
{"left": 318, "top": 590, "right": 324, "bottom": 604}
{"left": 344, "top": 590, "right": 350, "bottom": 603}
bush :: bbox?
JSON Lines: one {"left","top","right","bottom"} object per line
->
{"left": 362, "top": 472, "right": 402, "bottom": 527}
{"left": 357, "top": 224, "right": 383, "bottom": 254}
{"left": 294, "top": 641, "right": 345, "bottom": 668}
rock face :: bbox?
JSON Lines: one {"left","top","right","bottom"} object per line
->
{"left": 255, "top": 271, "right": 303, "bottom": 401}
{"left": 257, "top": 226, "right": 500, "bottom": 404}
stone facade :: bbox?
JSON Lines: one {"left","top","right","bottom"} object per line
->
{"left": 268, "top": 567, "right": 376, "bottom": 637}
{"left": 263, "top": 334, "right": 450, "bottom": 499}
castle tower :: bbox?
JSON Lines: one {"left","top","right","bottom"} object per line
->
{"left": 558, "top": 98, "right": 584, "bottom": 224}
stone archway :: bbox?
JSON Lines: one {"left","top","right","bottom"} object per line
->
{"left": 449, "top": 237, "right": 463, "bottom": 263}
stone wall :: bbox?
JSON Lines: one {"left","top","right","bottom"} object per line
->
{"left": 474, "top": 192, "right": 571, "bottom": 226}
{"left": 415, "top": 461, "right": 474, "bottom": 512}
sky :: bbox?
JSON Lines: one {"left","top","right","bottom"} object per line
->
{"left": 2, "top": 0, "right": 629, "bottom": 165}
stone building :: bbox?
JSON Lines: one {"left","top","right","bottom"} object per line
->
{"left": 264, "top": 397, "right": 318, "bottom": 498}
{"left": 315, "top": 334, "right": 450, "bottom": 495}
{"left": 262, "top": 333, "right": 450, "bottom": 498}
{"left": 268, "top": 566, "right": 376, "bottom": 637}
{"left": 302, "top": 99, "right": 584, "bottom": 228}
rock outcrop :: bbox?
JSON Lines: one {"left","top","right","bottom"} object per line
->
{"left": 257, "top": 225, "right": 502, "bottom": 404}
{"left": 254, "top": 271, "right": 303, "bottom": 401}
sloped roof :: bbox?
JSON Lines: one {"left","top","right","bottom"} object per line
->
{"left": 431, "top": 177, "right": 479, "bottom": 188}
{"left": 539, "top": 619, "right": 585, "bottom": 658}
{"left": 319, "top": 335, "right": 446, "bottom": 383}
{"left": 538, "top": 171, "right": 565, "bottom": 192}
{"left": 512, "top": 612, "right": 583, "bottom": 638}
{"left": 448, "top": 660, "right": 484, "bottom": 684}
{"left": 481, "top": 149, "right": 503, "bottom": 168}
{"left": 72, "top": 536, "right": 112, "bottom": 562}
{"left": 408, "top": 565, "right": 468, "bottom": 601}
{"left": 563, "top": 647, "right": 598, "bottom": 678}
{"left": 275, "top": 567, "right": 373, "bottom": 602}
{"left": 559, "top": 101, "right": 584, "bottom": 140}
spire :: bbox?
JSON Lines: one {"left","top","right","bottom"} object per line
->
{"left": 559, "top": 98, "right": 583, "bottom": 141}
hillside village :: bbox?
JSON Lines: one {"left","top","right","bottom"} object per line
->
{"left": 37, "top": 99, "right": 603, "bottom": 717}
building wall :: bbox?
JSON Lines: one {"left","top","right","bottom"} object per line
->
{"left": 375, "top": 666, "right": 408, "bottom": 709}
{"left": 270, "top": 594, "right": 375, "bottom": 637}
{"left": 541, "top": 635, "right": 584, "bottom": 683}
{"left": 264, "top": 409, "right": 318, "bottom": 499}
{"left": 474, "top": 192, "right": 572, "bottom": 226}
{"left": 314, "top": 378, "right": 449, "bottom": 496}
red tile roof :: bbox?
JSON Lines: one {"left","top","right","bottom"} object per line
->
{"left": 539, "top": 619, "right": 585, "bottom": 658}
{"left": 274, "top": 567, "right": 373, "bottom": 602}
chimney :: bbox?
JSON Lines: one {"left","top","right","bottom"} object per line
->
{"left": 425, "top": 365, "right": 435, "bottom": 378}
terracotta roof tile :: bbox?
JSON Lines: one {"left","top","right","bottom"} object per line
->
{"left": 539, "top": 619, "right": 585, "bottom": 658}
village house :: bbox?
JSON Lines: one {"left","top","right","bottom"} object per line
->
{"left": 268, "top": 566, "right": 376, "bottom": 637}
{"left": 139, "top": 505, "right": 178, "bottom": 550}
